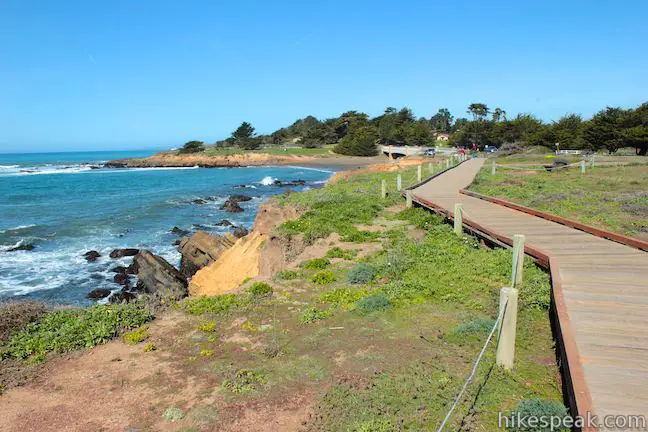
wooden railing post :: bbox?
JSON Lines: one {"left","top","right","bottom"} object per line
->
{"left": 417, "top": 165, "right": 422, "bottom": 182}
{"left": 446, "top": 159, "right": 450, "bottom": 169}
{"left": 580, "top": 160, "right": 586, "bottom": 174}
{"left": 511, "top": 234, "right": 525, "bottom": 287}
{"left": 381, "top": 180, "right": 387, "bottom": 199}
{"left": 454, "top": 203, "right": 463, "bottom": 236}
{"left": 428, "top": 162, "right": 433, "bottom": 174}
{"left": 491, "top": 161, "right": 496, "bottom": 175}
{"left": 496, "top": 287, "right": 518, "bottom": 370}
{"left": 406, "top": 190, "right": 413, "bottom": 208}
{"left": 396, "top": 173, "right": 402, "bottom": 192}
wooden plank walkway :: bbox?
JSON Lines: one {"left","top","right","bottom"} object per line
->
{"left": 412, "top": 158, "right": 648, "bottom": 430}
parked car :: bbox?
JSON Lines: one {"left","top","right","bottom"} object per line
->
{"left": 483, "top": 145, "right": 498, "bottom": 153}
{"left": 423, "top": 148, "right": 436, "bottom": 157}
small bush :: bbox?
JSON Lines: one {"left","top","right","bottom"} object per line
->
{"left": 197, "top": 321, "right": 217, "bottom": 332}
{"left": 143, "top": 342, "right": 157, "bottom": 352}
{"left": 180, "top": 294, "right": 246, "bottom": 315}
{"left": 447, "top": 318, "right": 496, "bottom": 344}
{"left": 507, "top": 398, "right": 570, "bottom": 431}
{"left": 276, "top": 269, "right": 299, "bottom": 280}
{"left": 301, "top": 257, "right": 331, "bottom": 270}
{"left": 354, "top": 295, "right": 392, "bottom": 315}
{"left": 123, "top": 325, "right": 150, "bottom": 345}
{"left": 6, "top": 303, "right": 153, "bottom": 361}
{"left": 347, "top": 263, "right": 376, "bottom": 284}
{"left": 316, "top": 287, "right": 369, "bottom": 308}
{"left": 222, "top": 369, "right": 266, "bottom": 393}
{"left": 311, "top": 271, "right": 337, "bottom": 285}
{"left": 326, "top": 247, "right": 356, "bottom": 260}
{"left": 199, "top": 349, "right": 214, "bottom": 357}
{"left": 299, "top": 307, "right": 332, "bottom": 324}
{"left": 163, "top": 407, "right": 185, "bottom": 421}
{"left": 0, "top": 301, "right": 48, "bottom": 342}
{"left": 247, "top": 282, "right": 273, "bottom": 296}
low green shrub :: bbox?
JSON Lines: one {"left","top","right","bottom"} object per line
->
{"left": 301, "top": 258, "right": 331, "bottom": 270}
{"left": 325, "top": 247, "right": 356, "bottom": 260}
{"left": 222, "top": 369, "right": 266, "bottom": 393}
{"left": 507, "top": 398, "right": 570, "bottom": 431}
{"left": 0, "top": 301, "right": 48, "bottom": 342}
{"left": 354, "top": 294, "right": 392, "bottom": 316}
{"left": 276, "top": 269, "right": 299, "bottom": 280}
{"left": 311, "top": 270, "right": 337, "bottom": 285}
{"left": 248, "top": 282, "right": 273, "bottom": 296}
{"left": 197, "top": 321, "right": 217, "bottom": 332}
{"left": 5, "top": 303, "right": 153, "bottom": 361}
{"left": 143, "top": 342, "right": 157, "bottom": 352}
{"left": 123, "top": 325, "right": 150, "bottom": 345}
{"left": 180, "top": 294, "right": 246, "bottom": 315}
{"left": 446, "top": 317, "right": 496, "bottom": 344}
{"left": 299, "top": 307, "right": 332, "bottom": 324}
{"left": 347, "top": 263, "right": 376, "bottom": 284}
{"left": 316, "top": 287, "right": 369, "bottom": 309}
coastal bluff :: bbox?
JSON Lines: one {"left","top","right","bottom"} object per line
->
{"left": 105, "top": 151, "right": 316, "bottom": 168}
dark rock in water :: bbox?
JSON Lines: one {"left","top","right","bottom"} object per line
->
{"left": 114, "top": 273, "right": 130, "bottom": 286}
{"left": 178, "top": 232, "right": 235, "bottom": 278}
{"left": 274, "top": 179, "right": 306, "bottom": 187}
{"left": 109, "top": 248, "right": 140, "bottom": 258}
{"left": 214, "top": 219, "right": 233, "bottom": 226}
{"left": 112, "top": 266, "right": 128, "bottom": 274}
{"left": 134, "top": 250, "right": 188, "bottom": 299}
{"left": 109, "top": 290, "right": 137, "bottom": 304}
{"left": 89, "top": 273, "right": 104, "bottom": 280}
{"left": 192, "top": 224, "right": 213, "bottom": 231}
{"left": 87, "top": 288, "right": 111, "bottom": 300}
{"left": 7, "top": 244, "right": 35, "bottom": 252}
{"left": 105, "top": 162, "right": 127, "bottom": 168}
{"left": 89, "top": 165, "right": 101, "bottom": 170}
{"left": 229, "top": 194, "right": 253, "bottom": 202}
{"left": 222, "top": 199, "right": 244, "bottom": 213}
{"left": 232, "top": 226, "right": 249, "bottom": 238}
{"left": 173, "top": 239, "right": 181, "bottom": 246}
{"left": 84, "top": 250, "right": 102, "bottom": 262}
{"left": 171, "top": 226, "right": 189, "bottom": 236}
{"left": 192, "top": 198, "right": 209, "bottom": 205}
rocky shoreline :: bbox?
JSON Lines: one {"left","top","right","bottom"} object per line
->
{"left": 104, "top": 151, "right": 317, "bottom": 168}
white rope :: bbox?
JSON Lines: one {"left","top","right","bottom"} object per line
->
{"left": 436, "top": 299, "right": 508, "bottom": 432}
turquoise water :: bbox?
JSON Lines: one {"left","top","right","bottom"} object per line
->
{"left": 0, "top": 151, "right": 331, "bottom": 305}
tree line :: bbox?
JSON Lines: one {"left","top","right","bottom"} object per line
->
{"left": 179, "top": 101, "right": 648, "bottom": 156}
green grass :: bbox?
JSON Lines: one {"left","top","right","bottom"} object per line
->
{"left": 123, "top": 325, "right": 150, "bottom": 345}
{"left": 179, "top": 294, "right": 248, "bottom": 315}
{"left": 247, "top": 282, "right": 273, "bottom": 296}
{"left": 470, "top": 162, "right": 648, "bottom": 237}
{"left": 3, "top": 303, "right": 153, "bottom": 362}
{"left": 325, "top": 246, "right": 357, "bottom": 260}
{"left": 300, "top": 257, "right": 331, "bottom": 270}
{"left": 276, "top": 166, "right": 420, "bottom": 244}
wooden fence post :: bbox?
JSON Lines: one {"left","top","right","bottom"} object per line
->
{"left": 496, "top": 287, "right": 519, "bottom": 370}
{"left": 446, "top": 159, "right": 450, "bottom": 169}
{"left": 396, "top": 173, "right": 402, "bottom": 192}
{"left": 454, "top": 203, "right": 463, "bottom": 236}
{"left": 491, "top": 161, "right": 496, "bottom": 175}
{"left": 511, "top": 234, "right": 525, "bottom": 287}
{"left": 428, "top": 162, "right": 433, "bottom": 174}
{"left": 417, "top": 165, "right": 422, "bottom": 182}
{"left": 590, "top": 154, "right": 595, "bottom": 169}
{"left": 406, "top": 190, "right": 413, "bottom": 208}
{"left": 381, "top": 180, "right": 387, "bottom": 199}
{"left": 580, "top": 160, "right": 586, "bottom": 174}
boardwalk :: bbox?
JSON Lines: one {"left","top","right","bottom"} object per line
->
{"left": 412, "top": 158, "right": 648, "bottom": 430}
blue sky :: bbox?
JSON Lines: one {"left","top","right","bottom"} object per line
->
{"left": 1, "top": 0, "right": 647, "bottom": 153}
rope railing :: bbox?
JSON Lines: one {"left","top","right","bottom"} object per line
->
{"left": 436, "top": 298, "right": 509, "bottom": 432}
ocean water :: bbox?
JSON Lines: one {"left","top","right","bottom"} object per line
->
{"left": 0, "top": 151, "right": 332, "bottom": 305}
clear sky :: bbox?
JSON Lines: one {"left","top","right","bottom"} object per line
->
{"left": 1, "top": 0, "right": 647, "bottom": 153}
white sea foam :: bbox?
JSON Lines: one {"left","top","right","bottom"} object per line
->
{"left": 0, "top": 224, "right": 37, "bottom": 234}
{"left": 259, "top": 176, "right": 276, "bottom": 186}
